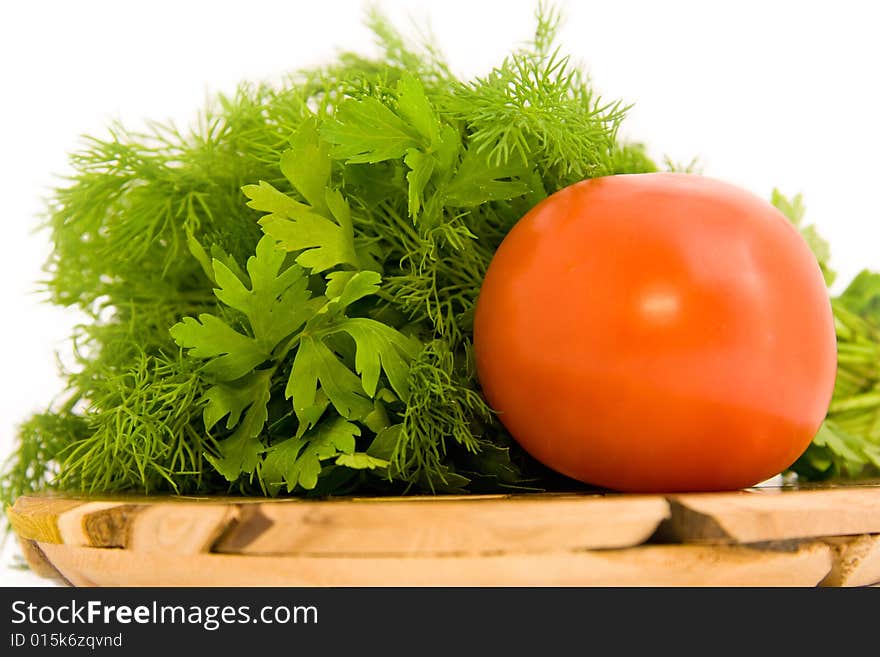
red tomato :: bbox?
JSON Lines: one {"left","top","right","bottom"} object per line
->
{"left": 473, "top": 173, "right": 837, "bottom": 492}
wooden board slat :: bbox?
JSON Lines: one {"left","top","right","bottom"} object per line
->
{"left": 662, "top": 487, "right": 880, "bottom": 543}
{"left": 36, "top": 541, "right": 833, "bottom": 588}
{"left": 9, "top": 494, "right": 671, "bottom": 556}
{"left": 213, "top": 495, "right": 670, "bottom": 556}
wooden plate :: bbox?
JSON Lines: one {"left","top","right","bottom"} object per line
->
{"left": 8, "top": 483, "right": 880, "bottom": 587}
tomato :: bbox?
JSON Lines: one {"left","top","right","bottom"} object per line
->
{"left": 473, "top": 173, "right": 837, "bottom": 492}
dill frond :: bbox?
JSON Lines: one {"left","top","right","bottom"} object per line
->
{"left": 0, "top": 413, "right": 89, "bottom": 508}
{"left": 58, "top": 350, "right": 212, "bottom": 495}
{"left": 450, "top": 24, "right": 629, "bottom": 185}
{"left": 392, "top": 341, "right": 491, "bottom": 488}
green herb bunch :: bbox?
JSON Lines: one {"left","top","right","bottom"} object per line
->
{"left": 6, "top": 6, "right": 873, "bottom": 507}
{"left": 1, "top": 6, "right": 658, "bottom": 504}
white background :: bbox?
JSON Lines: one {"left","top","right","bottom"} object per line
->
{"left": 1, "top": 0, "right": 879, "bottom": 585}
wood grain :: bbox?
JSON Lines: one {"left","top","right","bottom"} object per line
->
{"left": 6, "top": 496, "right": 85, "bottom": 544}
{"left": 36, "top": 541, "right": 833, "bottom": 587}
{"left": 819, "top": 534, "right": 880, "bottom": 587}
{"left": 661, "top": 487, "right": 880, "bottom": 543}
{"left": 213, "top": 495, "right": 670, "bottom": 555}
{"left": 9, "top": 485, "right": 880, "bottom": 587}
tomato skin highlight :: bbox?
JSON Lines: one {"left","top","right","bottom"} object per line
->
{"left": 473, "top": 173, "right": 837, "bottom": 492}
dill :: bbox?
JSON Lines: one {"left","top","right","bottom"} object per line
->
{"left": 2, "top": 4, "right": 658, "bottom": 504}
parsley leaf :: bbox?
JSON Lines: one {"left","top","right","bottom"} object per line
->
{"left": 335, "top": 452, "right": 390, "bottom": 470}
{"left": 444, "top": 146, "right": 533, "bottom": 207}
{"left": 281, "top": 117, "right": 332, "bottom": 212}
{"left": 321, "top": 97, "right": 421, "bottom": 164}
{"left": 171, "top": 237, "right": 317, "bottom": 477}
{"left": 397, "top": 73, "right": 442, "bottom": 146}
{"left": 287, "top": 271, "right": 420, "bottom": 424}
{"left": 288, "top": 335, "right": 373, "bottom": 423}
{"left": 212, "top": 239, "right": 315, "bottom": 352}
{"left": 170, "top": 236, "right": 315, "bottom": 373}
{"left": 261, "top": 417, "right": 361, "bottom": 491}
{"left": 243, "top": 120, "right": 359, "bottom": 273}
{"left": 202, "top": 371, "right": 272, "bottom": 480}
{"left": 169, "top": 314, "right": 269, "bottom": 381}
{"left": 405, "top": 148, "right": 436, "bottom": 217}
